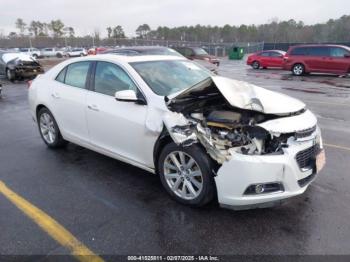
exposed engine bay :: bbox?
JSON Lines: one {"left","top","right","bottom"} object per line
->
{"left": 163, "top": 78, "right": 312, "bottom": 164}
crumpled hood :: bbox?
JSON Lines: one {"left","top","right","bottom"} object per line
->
{"left": 2, "top": 53, "right": 35, "bottom": 64}
{"left": 168, "top": 76, "right": 305, "bottom": 115}
{"left": 211, "top": 76, "right": 305, "bottom": 115}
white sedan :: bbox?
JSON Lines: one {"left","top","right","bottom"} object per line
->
{"left": 28, "top": 55, "right": 325, "bottom": 210}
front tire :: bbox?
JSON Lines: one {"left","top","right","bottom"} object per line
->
{"left": 6, "top": 68, "right": 15, "bottom": 82}
{"left": 252, "top": 61, "right": 260, "bottom": 70}
{"left": 292, "top": 63, "right": 305, "bottom": 76}
{"left": 56, "top": 53, "right": 63, "bottom": 58}
{"left": 158, "top": 142, "right": 215, "bottom": 207}
{"left": 37, "top": 107, "right": 67, "bottom": 148}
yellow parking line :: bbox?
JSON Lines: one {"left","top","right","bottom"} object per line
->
{"left": 324, "top": 143, "right": 350, "bottom": 152}
{"left": 0, "top": 181, "right": 104, "bottom": 262}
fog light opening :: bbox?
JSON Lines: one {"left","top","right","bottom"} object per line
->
{"left": 255, "top": 184, "right": 265, "bottom": 194}
{"left": 244, "top": 182, "right": 284, "bottom": 195}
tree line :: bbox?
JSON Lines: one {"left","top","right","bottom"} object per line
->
{"left": 6, "top": 15, "right": 350, "bottom": 43}
{"left": 148, "top": 15, "right": 350, "bottom": 43}
{"left": 10, "top": 18, "right": 75, "bottom": 38}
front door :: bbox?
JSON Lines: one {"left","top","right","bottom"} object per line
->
{"left": 86, "top": 61, "right": 156, "bottom": 168}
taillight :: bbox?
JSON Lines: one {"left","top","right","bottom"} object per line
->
{"left": 27, "top": 80, "right": 33, "bottom": 88}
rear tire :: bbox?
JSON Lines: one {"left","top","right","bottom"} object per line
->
{"left": 158, "top": 142, "right": 215, "bottom": 207}
{"left": 252, "top": 61, "right": 260, "bottom": 70}
{"left": 37, "top": 107, "right": 67, "bottom": 148}
{"left": 56, "top": 53, "right": 63, "bottom": 58}
{"left": 292, "top": 63, "right": 305, "bottom": 76}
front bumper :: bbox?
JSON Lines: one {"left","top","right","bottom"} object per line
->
{"left": 215, "top": 134, "right": 324, "bottom": 210}
{"left": 15, "top": 67, "right": 44, "bottom": 79}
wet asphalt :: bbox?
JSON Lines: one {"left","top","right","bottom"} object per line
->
{"left": 0, "top": 58, "right": 350, "bottom": 259}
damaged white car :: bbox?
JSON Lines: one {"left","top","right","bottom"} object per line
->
{"left": 28, "top": 55, "right": 326, "bottom": 210}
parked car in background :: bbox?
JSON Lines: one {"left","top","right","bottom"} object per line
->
{"left": 102, "top": 46, "right": 218, "bottom": 73}
{"left": 19, "top": 48, "right": 41, "bottom": 59}
{"left": 284, "top": 44, "right": 350, "bottom": 76}
{"left": 88, "top": 47, "right": 108, "bottom": 55}
{"left": 40, "top": 48, "right": 66, "bottom": 58}
{"left": 28, "top": 54, "right": 325, "bottom": 210}
{"left": 247, "top": 50, "right": 286, "bottom": 69}
{"left": 102, "top": 46, "right": 183, "bottom": 57}
{"left": 67, "top": 48, "right": 87, "bottom": 57}
{"left": 0, "top": 52, "right": 44, "bottom": 81}
{"left": 174, "top": 46, "right": 220, "bottom": 66}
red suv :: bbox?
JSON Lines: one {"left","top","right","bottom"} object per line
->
{"left": 247, "top": 50, "right": 286, "bottom": 69}
{"left": 283, "top": 44, "right": 350, "bottom": 76}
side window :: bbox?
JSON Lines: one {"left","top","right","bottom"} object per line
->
{"left": 260, "top": 52, "right": 270, "bottom": 57}
{"left": 55, "top": 67, "right": 67, "bottom": 83}
{"left": 65, "top": 62, "right": 90, "bottom": 89}
{"left": 270, "top": 52, "right": 282, "bottom": 57}
{"left": 308, "top": 47, "right": 329, "bottom": 57}
{"left": 94, "top": 62, "right": 137, "bottom": 96}
{"left": 330, "top": 47, "right": 349, "bottom": 57}
{"left": 291, "top": 47, "right": 307, "bottom": 56}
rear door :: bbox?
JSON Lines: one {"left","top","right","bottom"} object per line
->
{"left": 269, "top": 51, "right": 284, "bottom": 67}
{"left": 329, "top": 47, "right": 350, "bottom": 73}
{"left": 259, "top": 51, "right": 271, "bottom": 67}
{"left": 49, "top": 61, "right": 92, "bottom": 143}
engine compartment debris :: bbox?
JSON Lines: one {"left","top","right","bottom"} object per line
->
{"left": 163, "top": 78, "right": 317, "bottom": 164}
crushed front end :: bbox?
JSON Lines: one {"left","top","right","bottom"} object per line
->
{"left": 8, "top": 59, "right": 44, "bottom": 80}
{"left": 164, "top": 77, "right": 325, "bottom": 210}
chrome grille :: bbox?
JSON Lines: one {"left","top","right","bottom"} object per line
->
{"left": 296, "top": 145, "right": 317, "bottom": 169}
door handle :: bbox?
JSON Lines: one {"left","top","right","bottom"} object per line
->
{"left": 87, "top": 104, "right": 99, "bottom": 111}
{"left": 51, "top": 92, "right": 60, "bottom": 99}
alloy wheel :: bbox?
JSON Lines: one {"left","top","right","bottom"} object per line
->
{"left": 293, "top": 64, "right": 304, "bottom": 75}
{"left": 163, "top": 151, "right": 203, "bottom": 200}
{"left": 39, "top": 113, "right": 56, "bottom": 144}
{"left": 252, "top": 61, "right": 260, "bottom": 69}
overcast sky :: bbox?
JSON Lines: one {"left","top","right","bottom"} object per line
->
{"left": 0, "top": 0, "right": 349, "bottom": 37}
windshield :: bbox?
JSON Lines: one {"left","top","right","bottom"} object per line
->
{"left": 131, "top": 60, "right": 211, "bottom": 96}
{"left": 193, "top": 48, "right": 208, "bottom": 55}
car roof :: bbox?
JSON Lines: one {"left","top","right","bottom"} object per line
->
{"left": 74, "top": 54, "right": 186, "bottom": 63}
{"left": 290, "top": 44, "right": 350, "bottom": 49}
{"left": 261, "top": 50, "right": 285, "bottom": 52}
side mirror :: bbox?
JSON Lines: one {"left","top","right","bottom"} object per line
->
{"left": 344, "top": 54, "right": 350, "bottom": 58}
{"left": 115, "top": 90, "right": 138, "bottom": 102}
{"left": 115, "top": 90, "right": 146, "bottom": 105}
